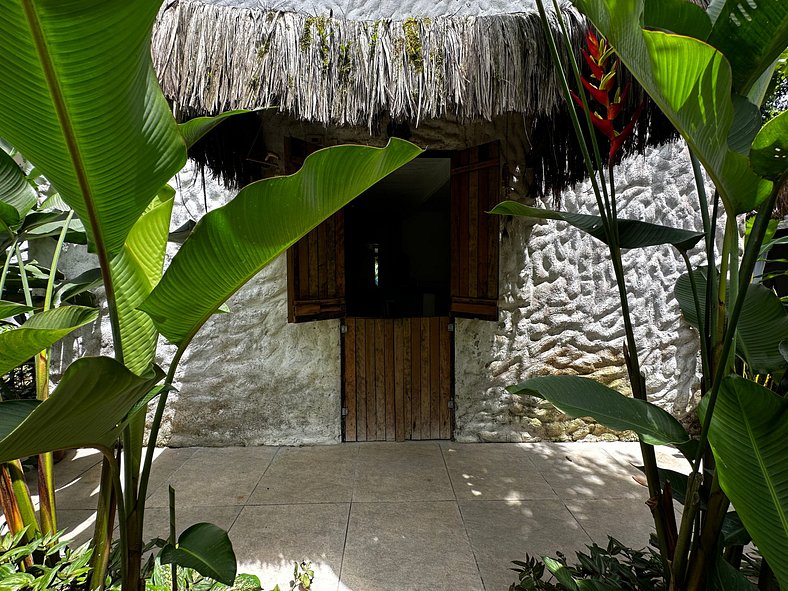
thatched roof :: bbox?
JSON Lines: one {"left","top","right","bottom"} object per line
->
{"left": 153, "top": 0, "right": 587, "bottom": 126}
{"left": 153, "top": 0, "right": 676, "bottom": 194}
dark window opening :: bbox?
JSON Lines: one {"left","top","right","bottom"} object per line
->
{"left": 345, "top": 157, "right": 451, "bottom": 318}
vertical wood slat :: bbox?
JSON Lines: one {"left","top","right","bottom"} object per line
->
{"left": 366, "top": 319, "right": 376, "bottom": 441}
{"left": 344, "top": 320, "right": 356, "bottom": 441}
{"left": 403, "top": 318, "right": 413, "bottom": 441}
{"left": 411, "top": 318, "right": 421, "bottom": 440}
{"left": 486, "top": 149, "right": 499, "bottom": 300}
{"left": 468, "top": 151, "right": 479, "bottom": 299}
{"left": 355, "top": 319, "right": 367, "bottom": 442}
{"left": 375, "top": 320, "right": 386, "bottom": 441}
{"left": 394, "top": 320, "right": 405, "bottom": 441}
{"left": 439, "top": 317, "right": 451, "bottom": 438}
{"left": 429, "top": 317, "right": 441, "bottom": 439}
{"left": 420, "top": 318, "right": 430, "bottom": 440}
{"left": 385, "top": 321, "right": 396, "bottom": 441}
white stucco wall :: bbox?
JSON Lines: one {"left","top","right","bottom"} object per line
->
{"left": 453, "top": 141, "right": 711, "bottom": 442}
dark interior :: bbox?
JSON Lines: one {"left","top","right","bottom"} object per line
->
{"left": 345, "top": 156, "right": 451, "bottom": 318}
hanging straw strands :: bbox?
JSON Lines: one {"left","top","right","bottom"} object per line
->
{"left": 152, "top": 0, "right": 586, "bottom": 127}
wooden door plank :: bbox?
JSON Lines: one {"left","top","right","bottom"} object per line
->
{"left": 486, "top": 164, "right": 499, "bottom": 301}
{"left": 335, "top": 211, "right": 346, "bottom": 297}
{"left": 308, "top": 229, "right": 319, "bottom": 298}
{"left": 355, "top": 319, "right": 367, "bottom": 442}
{"left": 394, "top": 319, "right": 405, "bottom": 441}
{"left": 344, "top": 320, "right": 356, "bottom": 442}
{"left": 439, "top": 317, "right": 451, "bottom": 439}
{"left": 468, "top": 166, "right": 479, "bottom": 299}
{"left": 365, "top": 318, "right": 377, "bottom": 441}
{"left": 403, "top": 318, "right": 413, "bottom": 441}
{"left": 420, "top": 317, "right": 431, "bottom": 440}
{"left": 385, "top": 320, "right": 396, "bottom": 441}
{"left": 411, "top": 317, "right": 421, "bottom": 440}
{"left": 375, "top": 319, "right": 386, "bottom": 441}
{"left": 477, "top": 165, "right": 489, "bottom": 298}
{"left": 317, "top": 221, "right": 328, "bottom": 298}
{"left": 430, "top": 317, "right": 441, "bottom": 439}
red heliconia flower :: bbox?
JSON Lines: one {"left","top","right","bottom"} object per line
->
{"left": 573, "top": 30, "right": 644, "bottom": 161}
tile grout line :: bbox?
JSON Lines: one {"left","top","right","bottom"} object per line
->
{"left": 227, "top": 447, "right": 283, "bottom": 535}
{"left": 439, "top": 443, "right": 487, "bottom": 591}
{"left": 335, "top": 444, "right": 360, "bottom": 590}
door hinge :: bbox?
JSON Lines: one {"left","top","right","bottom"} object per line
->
{"left": 447, "top": 323, "right": 455, "bottom": 332}
{"left": 340, "top": 324, "right": 348, "bottom": 334}
{"left": 448, "top": 399, "right": 455, "bottom": 409}
{"left": 341, "top": 407, "right": 349, "bottom": 416}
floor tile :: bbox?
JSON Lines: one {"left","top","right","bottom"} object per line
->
{"left": 146, "top": 447, "right": 277, "bottom": 507}
{"left": 142, "top": 505, "right": 242, "bottom": 543}
{"left": 353, "top": 442, "right": 453, "bottom": 502}
{"left": 230, "top": 503, "right": 350, "bottom": 591}
{"left": 442, "top": 443, "right": 558, "bottom": 501}
{"left": 248, "top": 445, "right": 357, "bottom": 505}
{"left": 565, "top": 498, "right": 655, "bottom": 550}
{"left": 525, "top": 443, "right": 645, "bottom": 499}
{"left": 341, "top": 501, "right": 483, "bottom": 591}
{"left": 57, "top": 510, "right": 98, "bottom": 548}
{"left": 460, "top": 499, "right": 591, "bottom": 591}
{"left": 55, "top": 462, "right": 104, "bottom": 510}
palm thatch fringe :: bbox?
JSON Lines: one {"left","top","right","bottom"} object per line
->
{"left": 152, "top": 1, "right": 586, "bottom": 127}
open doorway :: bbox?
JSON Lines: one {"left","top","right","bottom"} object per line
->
{"left": 345, "top": 156, "right": 451, "bottom": 318}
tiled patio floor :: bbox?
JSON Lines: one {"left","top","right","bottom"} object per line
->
{"left": 10, "top": 442, "right": 689, "bottom": 591}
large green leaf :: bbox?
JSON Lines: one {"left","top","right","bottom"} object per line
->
{"left": 706, "top": 0, "right": 788, "bottom": 96}
{"left": 573, "top": 0, "right": 772, "bottom": 215}
{"left": 508, "top": 376, "right": 693, "bottom": 449}
{"left": 702, "top": 376, "right": 788, "bottom": 589}
{"left": 675, "top": 271, "right": 788, "bottom": 375}
{"left": 0, "top": 0, "right": 186, "bottom": 256}
{"left": 0, "top": 306, "right": 98, "bottom": 375}
{"left": 141, "top": 139, "right": 422, "bottom": 347}
{"left": 491, "top": 201, "right": 704, "bottom": 252}
{"left": 0, "top": 357, "right": 163, "bottom": 460}
{"left": 0, "top": 149, "right": 36, "bottom": 229}
{"left": 643, "top": 0, "right": 711, "bottom": 39}
{"left": 0, "top": 301, "right": 33, "bottom": 321}
{"left": 751, "top": 110, "right": 788, "bottom": 180}
{"left": 110, "top": 188, "right": 174, "bottom": 375}
{"left": 159, "top": 523, "right": 237, "bottom": 585}
{"left": 709, "top": 555, "right": 758, "bottom": 591}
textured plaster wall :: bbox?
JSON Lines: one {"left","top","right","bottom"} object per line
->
{"left": 453, "top": 141, "right": 710, "bottom": 442}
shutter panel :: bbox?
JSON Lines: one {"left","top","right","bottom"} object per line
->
{"left": 285, "top": 138, "right": 346, "bottom": 323}
{"left": 450, "top": 142, "right": 500, "bottom": 321}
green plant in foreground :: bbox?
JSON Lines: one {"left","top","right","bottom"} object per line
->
{"left": 0, "top": 1, "right": 421, "bottom": 590}
{"left": 510, "top": 538, "right": 665, "bottom": 591}
{"left": 0, "top": 527, "right": 93, "bottom": 591}
{"left": 493, "top": 0, "right": 788, "bottom": 589}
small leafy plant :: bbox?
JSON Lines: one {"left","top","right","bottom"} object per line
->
{"left": 0, "top": 527, "right": 93, "bottom": 591}
{"left": 509, "top": 538, "right": 665, "bottom": 591}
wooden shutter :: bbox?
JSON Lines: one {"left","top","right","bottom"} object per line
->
{"left": 285, "top": 138, "right": 346, "bottom": 323}
{"left": 450, "top": 142, "right": 500, "bottom": 321}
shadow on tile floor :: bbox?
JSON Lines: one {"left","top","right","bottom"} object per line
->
{"left": 1, "top": 442, "right": 687, "bottom": 591}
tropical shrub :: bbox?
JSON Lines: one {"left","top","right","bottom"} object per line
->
{"left": 493, "top": 0, "right": 788, "bottom": 589}
{"left": 0, "top": 1, "right": 421, "bottom": 590}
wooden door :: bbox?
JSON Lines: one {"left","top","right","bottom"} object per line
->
{"left": 450, "top": 142, "right": 500, "bottom": 320}
{"left": 285, "top": 138, "right": 346, "bottom": 322}
{"left": 342, "top": 317, "right": 452, "bottom": 441}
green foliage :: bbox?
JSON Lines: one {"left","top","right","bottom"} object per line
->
{"left": 0, "top": 528, "right": 93, "bottom": 591}
{"left": 513, "top": 0, "right": 788, "bottom": 588}
{"left": 510, "top": 538, "right": 665, "bottom": 591}
{"left": 160, "top": 523, "right": 237, "bottom": 586}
